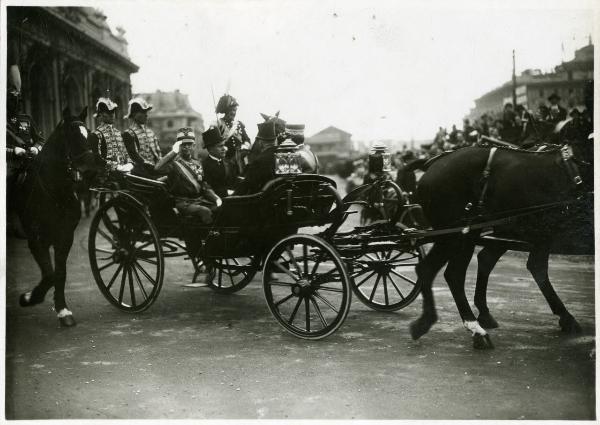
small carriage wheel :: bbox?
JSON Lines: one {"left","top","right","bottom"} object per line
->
{"left": 89, "top": 197, "right": 165, "bottom": 312}
{"left": 263, "top": 234, "right": 352, "bottom": 340}
{"left": 347, "top": 244, "right": 424, "bottom": 311}
{"left": 368, "top": 179, "right": 404, "bottom": 226}
{"left": 205, "top": 256, "right": 260, "bottom": 293}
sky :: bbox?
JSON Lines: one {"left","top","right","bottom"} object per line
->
{"left": 95, "top": 0, "right": 595, "bottom": 142}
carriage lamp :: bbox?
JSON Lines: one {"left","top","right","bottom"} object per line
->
{"left": 275, "top": 139, "right": 302, "bottom": 175}
{"left": 369, "top": 142, "right": 391, "bottom": 174}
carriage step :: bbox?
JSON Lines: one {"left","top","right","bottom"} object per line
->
{"left": 477, "top": 235, "right": 533, "bottom": 251}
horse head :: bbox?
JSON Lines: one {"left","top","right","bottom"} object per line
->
{"left": 60, "top": 106, "right": 97, "bottom": 174}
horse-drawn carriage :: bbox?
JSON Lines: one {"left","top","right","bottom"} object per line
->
{"left": 87, "top": 144, "right": 426, "bottom": 340}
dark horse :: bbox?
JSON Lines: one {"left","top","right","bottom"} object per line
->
{"left": 16, "top": 107, "right": 98, "bottom": 327}
{"left": 408, "top": 135, "right": 593, "bottom": 349}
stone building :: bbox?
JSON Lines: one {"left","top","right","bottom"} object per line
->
{"left": 307, "top": 126, "right": 353, "bottom": 173}
{"left": 468, "top": 43, "right": 594, "bottom": 120}
{"left": 7, "top": 6, "right": 138, "bottom": 137}
{"left": 137, "top": 90, "right": 205, "bottom": 154}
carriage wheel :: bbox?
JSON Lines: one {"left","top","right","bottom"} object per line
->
{"left": 347, "top": 243, "right": 423, "bottom": 311}
{"left": 263, "top": 234, "right": 351, "bottom": 340}
{"left": 89, "top": 198, "right": 164, "bottom": 312}
{"left": 205, "top": 256, "right": 260, "bottom": 293}
{"left": 369, "top": 180, "right": 404, "bottom": 225}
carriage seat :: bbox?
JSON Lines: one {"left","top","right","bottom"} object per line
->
{"left": 122, "top": 173, "right": 171, "bottom": 201}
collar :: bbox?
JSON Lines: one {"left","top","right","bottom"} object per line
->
{"left": 208, "top": 154, "right": 223, "bottom": 163}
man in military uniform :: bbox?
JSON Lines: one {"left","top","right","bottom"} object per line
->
{"left": 201, "top": 126, "right": 235, "bottom": 199}
{"left": 214, "top": 94, "right": 251, "bottom": 173}
{"left": 154, "top": 127, "right": 221, "bottom": 223}
{"left": 122, "top": 97, "right": 163, "bottom": 177}
{"left": 89, "top": 94, "right": 133, "bottom": 175}
{"left": 6, "top": 86, "right": 45, "bottom": 196}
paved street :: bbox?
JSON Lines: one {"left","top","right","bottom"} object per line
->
{"left": 4, "top": 192, "right": 595, "bottom": 420}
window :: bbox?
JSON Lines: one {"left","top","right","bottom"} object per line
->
{"left": 539, "top": 89, "right": 544, "bottom": 97}
{"left": 167, "top": 120, "right": 174, "bottom": 128}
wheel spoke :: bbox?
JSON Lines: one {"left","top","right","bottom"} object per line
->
{"left": 133, "top": 261, "right": 157, "bottom": 287}
{"left": 137, "top": 257, "right": 158, "bottom": 266}
{"left": 387, "top": 274, "right": 406, "bottom": 300}
{"left": 118, "top": 266, "right": 127, "bottom": 305}
{"left": 97, "top": 227, "right": 118, "bottom": 248}
{"left": 349, "top": 266, "right": 371, "bottom": 279}
{"left": 364, "top": 253, "right": 378, "bottom": 261}
{"left": 383, "top": 275, "right": 389, "bottom": 305}
{"left": 313, "top": 291, "right": 339, "bottom": 313}
{"left": 309, "top": 296, "right": 329, "bottom": 328}
{"left": 225, "top": 258, "right": 235, "bottom": 287}
{"left": 131, "top": 264, "right": 149, "bottom": 301}
{"left": 369, "top": 274, "right": 382, "bottom": 302}
{"left": 275, "top": 293, "right": 295, "bottom": 307}
{"left": 390, "top": 269, "right": 417, "bottom": 285}
{"left": 217, "top": 263, "right": 223, "bottom": 288}
{"left": 287, "top": 297, "right": 303, "bottom": 325}
{"left": 284, "top": 247, "right": 303, "bottom": 278}
{"left": 309, "top": 254, "right": 323, "bottom": 278}
{"left": 128, "top": 267, "right": 136, "bottom": 306}
{"left": 98, "top": 259, "right": 117, "bottom": 272}
{"left": 272, "top": 261, "right": 300, "bottom": 282}
{"left": 316, "top": 285, "right": 344, "bottom": 293}
{"left": 304, "top": 297, "right": 311, "bottom": 332}
{"left": 105, "top": 263, "right": 124, "bottom": 291}
{"left": 355, "top": 270, "right": 377, "bottom": 288}
{"left": 267, "top": 280, "right": 295, "bottom": 287}
{"left": 95, "top": 247, "right": 114, "bottom": 255}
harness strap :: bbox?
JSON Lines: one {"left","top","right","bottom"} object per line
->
{"left": 560, "top": 145, "right": 583, "bottom": 187}
{"left": 477, "top": 147, "right": 497, "bottom": 210}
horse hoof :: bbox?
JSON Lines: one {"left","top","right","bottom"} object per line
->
{"left": 473, "top": 334, "right": 494, "bottom": 350}
{"left": 559, "top": 314, "right": 582, "bottom": 334}
{"left": 477, "top": 312, "right": 499, "bottom": 329}
{"left": 57, "top": 308, "right": 76, "bottom": 327}
{"left": 409, "top": 315, "right": 438, "bottom": 340}
{"left": 19, "top": 291, "right": 43, "bottom": 307}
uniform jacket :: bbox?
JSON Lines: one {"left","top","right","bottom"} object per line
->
{"left": 6, "top": 113, "right": 45, "bottom": 175}
{"left": 90, "top": 123, "right": 130, "bottom": 172}
{"left": 122, "top": 122, "right": 162, "bottom": 166}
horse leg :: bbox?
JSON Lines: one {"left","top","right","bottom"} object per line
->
{"left": 409, "top": 241, "right": 450, "bottom": 340}
{"left": 474, "top": 245, "right": 507, "bottom": 329}
{"left": 53, "top": 233, "right": 77, "bottom": 327}
{"left": 526, "top": 248, "right": 581, "bottom": 334}
{"left": 19, "top": 238, "right": 55, "bottom": 307}
{"left": 445, "top": 240, "right": 493, "bottom": 349}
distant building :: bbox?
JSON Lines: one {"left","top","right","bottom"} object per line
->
{"left": 307, "top": 126, "right": 353, "bottom": 173}
{"left": 468, "top": 43, "right": 593, "bottom": 120}
{"left": 7, "top": 6, "right": 139, "bottom": 136}
{"left": 137, "top": 90, "right": 205, "bottom": 154}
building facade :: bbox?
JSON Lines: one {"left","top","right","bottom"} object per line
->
{"left": 137, "top": 90, "right": 205, "bottom": 154}
{"left": 306, "top": 126, "right": 353, "bottom": 173}
{"left": 7, "top": 6, "right": 138, "bottom": 137}
{"left": 468, "top": 43, "right": 593, "bottom": 120}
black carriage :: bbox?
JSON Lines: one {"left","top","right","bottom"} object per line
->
{"left": 88, "top": 145, "right": 427, "bottom": 339}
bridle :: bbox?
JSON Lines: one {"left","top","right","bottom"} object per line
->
{"left": 64, "top": 119, "right": 93, "bottom": 182}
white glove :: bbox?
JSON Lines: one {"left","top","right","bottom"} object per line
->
{"left": 171, "top": 140, "right": 182, "bottom": 154}
{"left": 215, "top": 197, "right": 223, "bottom": 207}
{"left": 14, "top": 147, "right": 26, "bottom": 156}
{"left": 227, "top": 190, "right": 234, "bottom": 196}
{"left": 117, "top": 163, "right": 134, "bottom": 173}
{"left": 29, "top": 146, "right": 39, "bottom": 156}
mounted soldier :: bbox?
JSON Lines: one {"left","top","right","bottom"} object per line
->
{"left": 213, "top": 94, "right": 251, "bottom": 178}
{"left": 122, "top": 97, "right": 163, "bottom": 178}
{"left": 89, "top": 93, "right": 133, "bottom": 176}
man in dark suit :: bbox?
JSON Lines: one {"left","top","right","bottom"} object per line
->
{"left": 547, "top": 93, "right": 568, "bottom": 123}
{"left": 201, "top": 126, "right": 233, "bottom": 199}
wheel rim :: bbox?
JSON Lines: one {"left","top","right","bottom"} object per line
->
{"left": 348, "top": 244, "right": 423, "bottom": 311}
{"left": 206, "top": 256, "right": 259, "bottom": 293}
{"left": 89, "top": 199, "right": 164, "bottom": 312}
{"left": 263, "top": 235, "right": 351, "bottom": 339}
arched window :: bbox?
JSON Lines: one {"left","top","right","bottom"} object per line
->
{"left": 167, "top": 119, "right": 174, "bottom": 128}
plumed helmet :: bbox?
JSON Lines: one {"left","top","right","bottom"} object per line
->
{"left": 125, "top": 97, "right": 153, "bottom": 118}
{"left": 215, "top": 94, "right": 239, "bottom": 114}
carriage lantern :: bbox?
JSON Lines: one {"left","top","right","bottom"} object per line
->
{"left": 369, "top": 142, "right": 391, "bottom": 174}
{"left": 275, "top": 139, "right": 302, "bottom": 175}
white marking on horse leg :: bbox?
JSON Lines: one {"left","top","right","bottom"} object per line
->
{"left": 23, "top": 292, "right": 32, "bottom": 303}
{"left": 57, "top": 308, "right": 73, "bottom": 318}
{"left": 464, "top": 320, "right": 487, "bottom": 336}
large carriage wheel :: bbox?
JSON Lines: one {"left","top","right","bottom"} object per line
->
{"left": 205, "top": 256, "right": 260, "bottom": 293}
{"left": 347, "top": 243, "right": 424, "bottom": 311}
{"left": 89, "top": 197, "right": 165, "bottom": 312}
{"left": 263, "top": 234, "right": 351, "bottom": 340}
